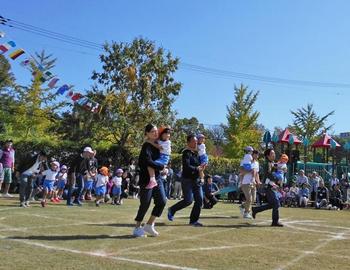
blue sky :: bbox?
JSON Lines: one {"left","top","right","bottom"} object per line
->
{"left": 2, "top": 0, "right": 349, "bottom": 134}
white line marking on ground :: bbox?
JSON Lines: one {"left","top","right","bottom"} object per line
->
{"left": 0, "top": 235, "right": 199, "bottom": 270}
{"left": 275, "top": 230, "right": 347, "bottom": 270}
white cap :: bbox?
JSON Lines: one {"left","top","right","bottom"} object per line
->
{"left": 83, "top": 146, "right": 94, "bottom": 154}
{"left": 51, "top": 161, "right": 60, "bottom": 168}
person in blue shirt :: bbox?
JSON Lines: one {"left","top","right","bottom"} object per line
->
{"left": 202, "top": 174, "right": 219, "bottom": 209}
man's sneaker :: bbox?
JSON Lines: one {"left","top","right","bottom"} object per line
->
{"left": 3, "top": 193, "right": 13, "bottom": 198}
{"left": 271, "top": 222, "right": 284, "bottom": 227}
{"left": 252, "top": 208, "right": 257, "bottom": 219}
{"left": 243, "top": 212, "right": 253, "bottom": 219}
{"left": 67, "top": 203, "right": 74, "bottom": 207}
{"left": 143, "top": 223, "right": 159, "bottom": 237}
{"left": 167, "top": 209, "right": 174, "bottom": 221}
{"left": 24, "top": 201, "right": 30, "bottom": 207}
{"left": 190, "top": 221, "right": 203, "bottom": 227}
{"left": 20, "top": 202, "right": 27, "bottom": 208}
{"left": 41, "top": 200, "right": 46, "bottom": 207}
{"left": 133, "top": 227, "right": 146, "bottom": 237}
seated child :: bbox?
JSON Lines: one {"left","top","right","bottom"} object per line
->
{"left": 146, "top": 126, "right": 171, "bottom": 189}
{"left": 197, "top": 134, "right": 209, "bottom": 182}
{"left": 286, "top": 182, "right": 299, "bottom": 207}
{"left": 299, "top": 183, "right": 310, "bottom": 207}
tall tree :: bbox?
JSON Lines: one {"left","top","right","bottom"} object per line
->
{"left": 290, "top": 104, "right": 334, "bottom": 140}
{"left": 87, "top": 38, "right": 182, "bottom": 150}
{"left": 224, "top": 84, "right": 261, "bottom": 159}
{"left": 1, "top": 51, "right": 62, "bottom": 141}
{"left": 0, "top": 55, "right": 15, "bottom": 134}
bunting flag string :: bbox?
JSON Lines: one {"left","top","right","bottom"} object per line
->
{"left": 0, "top": 30, "right": 102, "bottom": 114}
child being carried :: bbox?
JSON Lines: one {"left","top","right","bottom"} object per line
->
{"left": 146, "top": 126, "right": 171, "bottom": 189}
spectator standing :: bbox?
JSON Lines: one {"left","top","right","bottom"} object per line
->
{"left": 19, "top": 151, "right": 48, "bottom": 207}
{"left": 0, "top": 140, "right": 15, "bottom": 197}
{"left": 296, "top": 169, "right": 309, "bottom": 187}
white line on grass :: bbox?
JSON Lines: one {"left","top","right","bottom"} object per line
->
{"left": 0, "top": 235, "right": 199, "bottom": 270}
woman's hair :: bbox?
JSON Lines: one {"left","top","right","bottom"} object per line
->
{"left": 264, "top": 148, "right": 273, "bottom": 159}
{"left": 187, "top": 133, "right": 196, "bottom": 143}
{"left": 144, "top": 123, "right": 156, "bottom": 135}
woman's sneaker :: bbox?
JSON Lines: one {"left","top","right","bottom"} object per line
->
{"left": 133, "top": 227, "right": 146, "bottom": 237}
{"left": 143, "top": 223, "right": 159, "bottom": 237}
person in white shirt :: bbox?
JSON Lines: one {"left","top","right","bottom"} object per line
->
{"left": 95, "top": 166, "right": 109, "bottom": 207}
{"left": 197, "top": 134, "right": 209, "bottom": 182}
{"left": 112, "top": 168, "right": 123, "bottom": 205}
{"left": 239, "top": 150, "right": 261, "bottom": 219}
{"left": 41, "top": 161, "right": 60, "bottom": 207}
{"left": 296, "top": 170, "right": 309, "bottom": 187}
{"left": 19, "top": 151, "right": 48, "bottom": 207}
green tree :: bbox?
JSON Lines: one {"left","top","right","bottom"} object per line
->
{"left": 86, "top": 38, "right": 181, "bottom": 151}
{"left": 0, "top": 55, "right": 15, "bottom": 134}
{"left": 171, "top": 117, "right": 206, "bottom": 153}
{"left": 1, "top": 51, "right": 62, "bottom": 142}
{"left": 290, "top": 104, "right": 334, "bottom": 140}
{"left": 223, "top": 84, "right": 262, "bottom": 159}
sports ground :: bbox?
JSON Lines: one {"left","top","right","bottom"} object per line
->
{"left": 0, "top": 198, "right": 349, "bottom": 270}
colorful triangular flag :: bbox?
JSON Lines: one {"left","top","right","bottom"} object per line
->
{"left": 9, "top": 49, "right": 25, "bottom": 60}
{"left": 56, "top": 84, "right": 70, "bottom": 95}
{"left": 48, "top": 77, "right": 59, "bottom": 89}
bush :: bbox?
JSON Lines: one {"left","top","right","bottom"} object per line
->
{"left": 170, "top": 153, "right": 240, "bottom": 175}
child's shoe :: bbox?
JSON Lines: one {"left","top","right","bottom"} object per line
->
{"left": 145, "top": 177, "right": 158, "bottom": 189}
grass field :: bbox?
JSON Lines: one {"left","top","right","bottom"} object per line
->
{"left": 0, "top": 197, "right": 349, "bottom": 270}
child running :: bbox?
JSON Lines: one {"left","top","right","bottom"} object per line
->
{"left": 56, "top": 165, "right": 68, "bottom": 200}
{"left": 94, "top": 166, "right": 109, "bottom": 207}
{"left": 41, "top": 161, "right": 60, "bottom": 207}
{"left": 146, "top": 126, "right": 171, "bottom": 189}
{"left": 111, "top": 168, "right": 123, "bottom": 205}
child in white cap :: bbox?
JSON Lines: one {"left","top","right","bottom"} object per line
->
{"left": 41, "top": 161, "right": 60, "bottom": 207}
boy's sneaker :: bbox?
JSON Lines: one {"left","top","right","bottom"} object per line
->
{"left": 50, "top": 198, "right": 56, "bottom": 203}
{"left": 73, "top": 200, "right": 83, "bottom": 206}
{"left": 41, "top": 200, "right": 46, "bottom": 207}
{"left": 133, "top": 227, "right": 146, "bottom": 237}
{"left": 167, "top": 209, "right": 174, "bottom": 221}
{"left": 67, "top": 203, "right": 74, "bottom": 207}
{"left": 24, "top": 201, "right": 30, "bottom": 207}
{"left": 20, "top": 202, "right": 27, "bottom": 208}
{"left": 143, "top": 223, "right": 159, "bottom": 237}
{"left": 3, "top": 193, "right": 13, "bottom": 198}
{"left": 54, "top": 198, "right": 61, "bottom": 203}
{"left": 243, "top": 212, "right": 253, "bottom": 219}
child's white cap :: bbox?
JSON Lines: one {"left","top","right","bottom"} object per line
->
{"left": 197, "top": 133, "right": 205, "bottom": 139}
{"left": 244, "top": 146, "right": 254, "bottom": 152}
